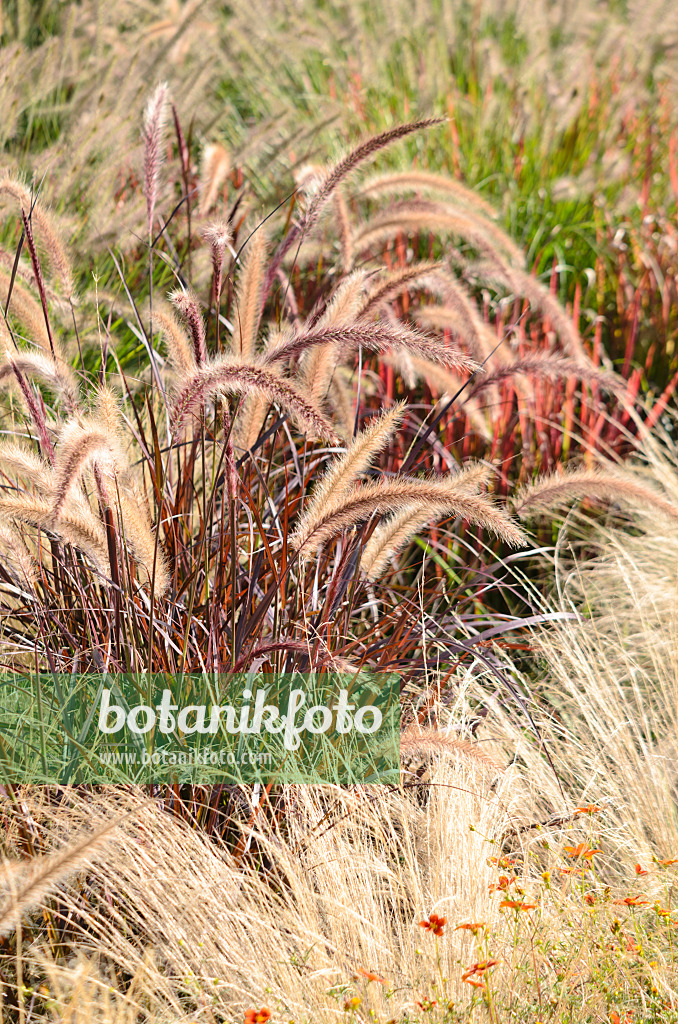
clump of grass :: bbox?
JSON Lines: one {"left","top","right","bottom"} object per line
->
{"left": 3, "top": 94, "right": 611, "bottom": 684}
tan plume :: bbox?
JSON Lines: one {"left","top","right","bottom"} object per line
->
{"left": 358, "top": 261, "right": 443, "bottom": 319}
{"left": 0, "top": 349, "right": 79, "bottom": 412}
{"left": 354, "top": 199, "right": 524, "bottom": 268}
{"left": 172, "top": 356, "right": 343, "bottom": 445}
{"left": 0, "top": 492, "right": 109, "bottom": 572}
{"left": 0, "top": 176, "right": 75, "bottom": 298}
{"left": 361, "top": 463, "right": 491, "bottom": 579}
{"left": 292, "top": 475, "right": 526, "bottom": 558}
{"left": 400, "top": 726, "right": 504, "bottom": 773}
{"left": 151, "top": 302, "right": 197, "bottom": 377}
{"left": 170, "top": 289, "right": 207, "bottom": 365}
{"left": 231, "top": 229, "right": 268, "bottom": 360}
{"left": 514, "top": 467, "right": 678, "bottom": 523}
{"left": 303, "top": 404, "right": 406, "bottom": 524}
{"left": 199, "top": 143, "right": 230, "bottom": 216}
{"left": 358, "top": 171, "right": 499, "bottom": 220}
{"left": 141, "top": 82, "right": 169, "bottom": 234}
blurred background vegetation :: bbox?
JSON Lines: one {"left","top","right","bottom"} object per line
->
{"left": 1, "top": 0, "right": 677, "bottom": 396}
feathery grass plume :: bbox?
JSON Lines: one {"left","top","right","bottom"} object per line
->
{"left": 467, "top": 354, "right": 624, "bottom": 400}
{"left": 304, "top": 120, "right": 443, "bottom": 230}
{"left": 334, "top": 186, "right": 353, "bottom": 271}
{"left": 0, "top": 521, "right": 36, "bottom": 584}
{"left": 0, "top": 267, "right": 53, "bottom": 351}
{"left": 5, "top": 351, "right": 55, "bottom": 463}
{"left": 0, "top": 812, "right": 130, "bottom": 938}
{"left": 328, "top": 371, "right": 355, "bottom": 437}
{"left": 198, "top": 142, "right": 230, "bottom": 217}
{"left": 362, "top": 504, "right": 454, "bottom": 580}
{"left": 358, "top": 170, "right": 500, "bottom": 220}
{"left": 353, "top": 199, "right": 525, "bottom": 268}
{"left": 151, "top": 302, "right": 197, "bottom": 377}
{"left": 202, "top": 220, "right": 233, "bottom": 304}
{"left": 293, "top": 163, "right": 325, "bottom": 198}
{"left": 118, "top": 489, "right": 169, "bottom": 596}
{"left": 170, "top": 288, "right": 207, "bottom": 365}
{"left": 141, "top": 82, "right": 169, "bottom": 235}
{"left": 400, "top": 726, "right": 504, "bottom": 773}
{"left": 300, "top": 271, "right": 369, "bottom": 406}
{"left": 234, "top": 327, "right": 290, "bottom": 452}
{"left": 514, "top": 467, "right": 678, "bottom": 522}
{"left": 0, "top": 349, "right": 80, "bottom": 413}
{"left": 0, "top": 440, "right": 54, "bottom": 491}
{"left": 235, "top": 390, "right": 270, "bottom": 453}
{"left": 50, "top": 394, "right": 128, "bottom": 517}
{"left": 265, "top": 320, "right": 476, "bottom": 373}
{"left": 476, "top": 256, "right": 588, "bottom": 362}
{"left": 292, "top": 475, "right": 526, "bottom": 558}
{"left": 0, "top": 176, "right": 75, "bottom": 298}
{"left": 172, "top": 355, "right": 343, "bottom": 444}
{"left": 0, "top": 246, "right": 66, "bottom": 311}
{"left": 361, "top": 463, "right": 492, "bottom": 579}
{"left": 303, "top": 403, "right": 406, "bottom": 521}
{"left": 0, "top": 492, "right": 108, "bottom": 571}
{"left": 231, "top": 228, "right": 268, "bottom": 360}
{"left": 357, "top": 261, "right": 443, "bottom": 319}
{"left": 264, "top": 119, "right": 443, "bottom": 296}
{"left": 316, "top": 270, "right": 370, "bottom": 329}
{"left": 20, "top": 207, "right": 56, "bottom": 360}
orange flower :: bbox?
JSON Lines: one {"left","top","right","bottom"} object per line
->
{"left": 564, "top": 843, "right": 602, "bottom": 860}
{"left": 657, "top": 857, "right": 678, "bottom": 867}
{"left": 415, "top": 999, "right": 437, "bottom": 1011}
{"left": 612, "top": 896, "right": 649, "bottom": 906}
{"left": 356, "top": 968, "right": 386, "bottom": 984}
{"left": 500, "top": 899, "right": 537, "bottom": 911}
{"left": 489, "top": 875, "right": 515, "bottom": 893}
{"left": 244, "top": 1010, "right": 271, "bottom": 1024}
{"left": 635, "top": 863, "right": 648, "bottom": 876}
{"left": 455, "top": 922, "right": 486, "bottom": 933}
{"left": 584, "top": 893, "right": 596, "bottom": 905}
{"left": 419, "top": 913, "right": 446, "bottom": 936}
{"left": 490, "top": 856, "right": 516, "bottom": 869}
{"left": 462, "top": 959, "right": 498, "bottom": 981}
{"left": 462, "top": 978, "right": 485, "bottom": 989}
{"left": 574, "top": 805, "right": 601, "bottom": 815}
{"left": 344, "top": 997, "right": 362, "bottom": 1012}
{"left": 558, "top": 866, "right": 590, "bottom": 875}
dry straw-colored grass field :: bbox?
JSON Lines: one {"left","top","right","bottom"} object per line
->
{"left": 1, "top": 1, "right": 678, "bottom": 1020}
